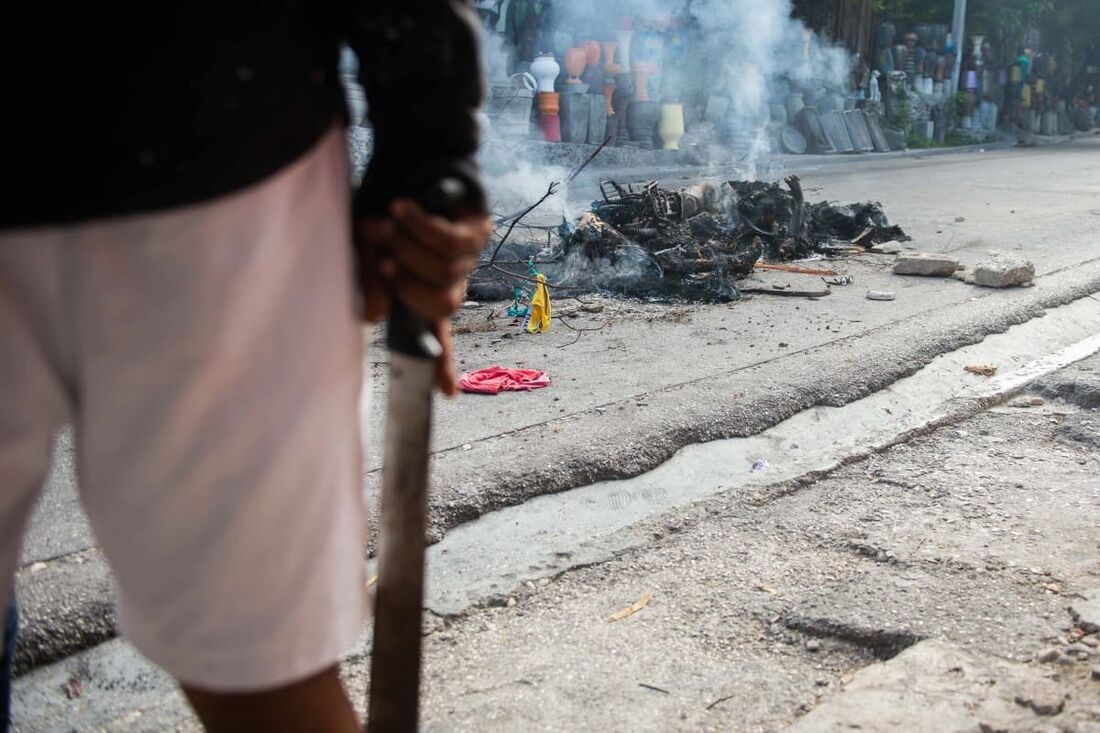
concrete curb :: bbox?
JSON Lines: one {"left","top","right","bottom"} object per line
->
{"left": 414, "top": 259, "right": 1100, "bottom": 540}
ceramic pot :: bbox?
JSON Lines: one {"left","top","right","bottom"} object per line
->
{"left": 602, "top": 42, "right": 618, "bottom": 72}
{"left": 631, "top": 62, "right": 654, "bottom": 102}
{"left": 530, "top": 54, "right": 561, "bottom": 94}
{"left": 564, "top": 47, "right": 587, "bottom": 85}
{"left": 538, "top": 113, "right": 562, "bottom": 142}
{"left": 970, "top": 35, "right": 984, "bottom": 61}
{"left": 488, "top": 76, "right": 536, "bottom": 139}
{"left": 559, "top": 93, "right": 590, "bottom": 142}
{"left": 583, "top": 41, "right": 600, "bottom": 68}
{"left": 587, "top": 93, "right": 608, "bottom": 144}
{"left": 658, "top": 103, "right": 685, "bottom": 150}
{"left": 786, "top": 92, "right": 805, "bottom": 120}
{"left": 626, "top": 100, "right": 660, "bottom": 145}
{"left": 537, "top": 92, "right": 560, "bottom": 115}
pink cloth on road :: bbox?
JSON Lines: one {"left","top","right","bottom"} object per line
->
{"left": 459, "top": 365, "right": 551, "bottom": 395}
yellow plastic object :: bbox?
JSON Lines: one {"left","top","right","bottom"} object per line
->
{"left": 526, "top": 274, "right": 552, "bottom": 333}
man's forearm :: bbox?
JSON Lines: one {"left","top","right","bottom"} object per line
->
{"left": 347, "top": 0, "right": 487, "bottom": 216}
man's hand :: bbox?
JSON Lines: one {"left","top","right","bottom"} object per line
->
{"left": 357, "top": 199, "right": 492, "bottom": 396}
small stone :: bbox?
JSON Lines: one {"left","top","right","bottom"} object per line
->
{"left": 870, "top": 241, "right": 904, "bottom": 254}
{"left": 806, "top": 639, "right": 822, "bottom": 652}
{"left": 893, "top": 253, "right": 962, "bottom": 277}
{"left": 1071, "top": 590, "right": 1100, "bottom": 634}
{"left": 1014, "top": 692, "right": 1066, "bottom": 716}
{"left": 506, "top": 597, "right": 517, "bottom": 607}
{"left": 1082, "top": 636, "right": 1099, "bottom": 648}
{"left": 955, "top": 216, "right": 966, "bottom": 222}
{"left": 1092, "top": 665, "right": 1100, "bottom": 681}
{"left": 1007, "top": 396, "right": 1045, "bottom": 408}
{"left": 867, "top": 290, "right": 896, "bottom": 301}
{"left": 1065, "top": 643, "right": 1093, "bottom": 658}
{"left": 1037, "top": 648, "right": 1061, "bottom": 663}
{"left": 815, "top": 678, "right": 830, "bottom": 687}
{"left": 972, "top": 251, "right": 1036, "bottom": 288}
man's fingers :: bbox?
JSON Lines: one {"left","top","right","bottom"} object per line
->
{"left": 388, "top": 241, "right": 478, "bottom": 289}
{"left": 358, "top": 219, "right": 396, "bottom": 244}
{"left": 434, "top": 321, "right": 459, "bottom": 397}
{"left": 392, "top": 200, "right": 490, "bottom": 258}
{"left": 391, "top": 277, "right": 466, "bottom": 322}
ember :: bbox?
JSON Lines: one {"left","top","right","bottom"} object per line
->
{"left": 471, "top": 175, "right": 908, "bottom": 303}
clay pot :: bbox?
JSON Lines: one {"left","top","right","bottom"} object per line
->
{"left": 537, "top": 92, "right": 560, "bottom": 115}
{"left": 530, "top": 54, "right": 560, "bottom": 94}
{"left": 583, "top": 41, "right": 601, "bottom": 68}
{"left": 587, "top": 93, "right": 608, "bottom": 144}
{"left": 786, "top": 92, "right": 805, "bottom": 120}
{"left": 631, "top": 62, "right": 655, "bottom": 102}
{"left": 658, "top": 103, "right": 685, "bottom": 150}
{"left": 626, "top": 100, "right": 661, "bottom": 145}
{"left": 602, "top": 42, "right": 618, "bottom": 72}
{"left": 565, "top": 47, "right": 587, "bottom": 85}
{"left": 538, "top": 113, "right": 562, "bottom": 142}
{"left": 559, "top": 93, "right": 590, "bottom": 142}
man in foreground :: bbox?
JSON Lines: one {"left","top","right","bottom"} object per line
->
{"left": 1, "top": 2, "right": 490, "bottom": 730}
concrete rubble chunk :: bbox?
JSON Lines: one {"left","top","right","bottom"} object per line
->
{"left": 893, "top": 253, "right": 961, "bottom": 277}
{"left": 972, "top": 251, "right": 1036, "bottom": 288}
{"left": 871, "top": 241, "right": 904, "bottom": 254}
{"left": 1071, "top": 589, "right": 1100, "bottom": 634}
{"left": 785, "top": 640, "right": 1079, "bottom": 732}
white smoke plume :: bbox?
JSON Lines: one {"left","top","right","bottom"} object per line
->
{"left": 480, "top": 0, "right": 853, "bottom": 194}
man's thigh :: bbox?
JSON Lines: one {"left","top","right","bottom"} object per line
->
{"left": 72, "top": 127, "right": 368, "bottom": 692}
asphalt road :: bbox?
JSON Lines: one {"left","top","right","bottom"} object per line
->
{"left": 13, "top": 301, "right": 1100, "bottom": 732}
{"left": 13, "top": 134, "right": 1100, "bottom": 675}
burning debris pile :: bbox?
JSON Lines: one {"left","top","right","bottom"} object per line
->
{"left": 471, "top": 175, "right": 907, "bottom": 303}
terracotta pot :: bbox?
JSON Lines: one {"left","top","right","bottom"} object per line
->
{"left": 530, "top": 53, "right": 560, "bottom": 94}
{"left": 538, "top": 114, "right": 562, "bottom": 142}
{"left": 658, "top": 103, "right": 685, "bottom": 150}
{"left": 631, "top": 62, "right": 654, "bottom": 102}
{"left": 602, "top": 42, "right": 618, "bottom": 72}
{"left": 587, "top": 93, "right": 608, "bottom": 144}
{"left": 537, "top": 92, "right": 560, "bottom": 115}
{"left": 559, "top": 93, "right": 590, "bottom": 143}
{"left": 626, "top": 100, "right": 660, "bottom": 145}
{"left": 565, "top": 47, "right": 587, "bottom": 85}
{"left": 583, "top": 41, "right": 601, "bottom": 68}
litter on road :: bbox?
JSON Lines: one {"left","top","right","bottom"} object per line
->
{"left": 459, "top": 366, "right": 551, "bottom": 395}
{"left": 608, "top": 592, "right": 654, "bottom": 623}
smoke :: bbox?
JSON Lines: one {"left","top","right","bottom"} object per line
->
{"left": 481, "top": 0, "right": 851, "bottom": 182}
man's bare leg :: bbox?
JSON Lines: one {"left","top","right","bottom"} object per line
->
{"left": 183, "top": 666, "right": 359, "bottom": 733}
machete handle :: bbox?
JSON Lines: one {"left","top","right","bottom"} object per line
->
{"left": 384, "top": 177, "right": 468, "bottom": 361}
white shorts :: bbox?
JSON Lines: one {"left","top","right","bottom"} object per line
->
{"left": 0, "top": 127, "right": 368, "bottom": 692}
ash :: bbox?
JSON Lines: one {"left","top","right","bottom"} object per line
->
{"left": 471, "top": 175, "right": 907, "bottom": 303}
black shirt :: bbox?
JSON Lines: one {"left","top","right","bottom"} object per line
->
{"left": 4, "top": 1, "right": 485, "bottom": 230}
